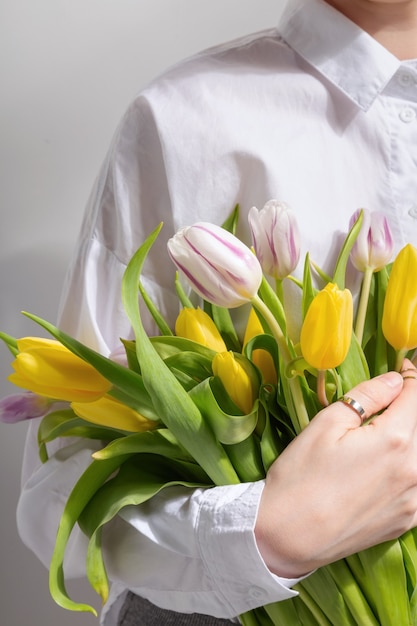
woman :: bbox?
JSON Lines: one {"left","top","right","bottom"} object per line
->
{"left": 17, "top": 0, "right": 417, "bottom": 623}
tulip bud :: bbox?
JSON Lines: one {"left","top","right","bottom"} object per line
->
{"left": 212, "top": 351, "right": 255, "bottom": 414}
{"left": 382, "top": 244, "right": 417, "bottom": 352}
{"left": 72, "top": 395, "right": 158, "bottom": 432}
{"left": 349, "top": 209, "right": 394, "bottom": 272}
{"left": 0, "top": 392, "right": 57, "bottom": 424}
{"left": 8, "top": 337, "right": 111, "bottom": 402}
{"left": 175, "top": 307, "right": 227, "bottom": 352}
{"left": 243, "top": 308, "right": 277, "bottom": 384}
{"left": 167, "top": 222, "right": 262, "bottom": 308}
{"left": 300, "top": 283, "right": 353, "bottom": 370}
{"left": 248, "top": 200, "right": 300, "bottom": 279}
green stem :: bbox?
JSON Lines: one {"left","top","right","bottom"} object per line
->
{"left": 275, "top": 278, "right": 284, "bottom": 304}
{"left": 395, "top": 348, "right": 408, "bottom": 372}
{"left": 317, "top": 369, "right": 329, "bottom": 407}
{"left": 355, "top": 266, "right": 373, "bottom": 345}
{"left": 252, "top": 295, "right": 309, "bottom": 432}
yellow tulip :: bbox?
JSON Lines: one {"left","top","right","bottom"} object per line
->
{"left": 382, "top": 243, "right": 417, "bottom": 352}
{"left": 72, "top": 395, "right": 158, "bottom": 432}
{"left": 243, "top": 308, "right": 277, "bottom": 384}
{"left": 212, "top": 351, "right": 254, "bottom": 414}
{"left": 300, "top": 283, "right": 353, "bottom": 370}
{"left": 8, "top": 337, "right": 111, "bottom": 402}
{"left": 175, "top": 307, "right": 227, "bottom": 352}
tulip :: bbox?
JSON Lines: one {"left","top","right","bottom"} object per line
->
{"left": 300, "top": 283, "right": 353, "bottom": 371}
{"left": 167, "top": 222, "right": 262, "bottom": 308}
{"left": 382, "top": 244, "right": 417, "bottom": 359}
{"left": 243, "top": 308, "right": 277, "bottom": 384}
{"left": 248, "top": 200, "right": 300, "bottom": 279}
{"left": 349, "top": 209, "right": 394, "bottom": 272}
{"left": 0, "top": 392, "right": 59, "bottom": 424}
{"left": 212, "top": 351, "right": 255, "bottom": 414}
{"left": 71, "top": 395, "right": 158, "bottom": 432}
{"left": 175, "top": 307, "right": 227, "bottom": 352}
{"left": 8, "top": 337, "right": 111, "bottom": 402}
{"left": 349, "top": 210, "right": 394, "bottom": 344}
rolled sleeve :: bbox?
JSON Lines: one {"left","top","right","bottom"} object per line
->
{"left": 196, "top": 481, "right": 301, "bottom": 616}
{"left": 103, "top": 481, "right": 302, "bottom": 621}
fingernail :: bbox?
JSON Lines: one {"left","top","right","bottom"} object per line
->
{"left": 377, "top": 371, "right": 403, "bottom": 388}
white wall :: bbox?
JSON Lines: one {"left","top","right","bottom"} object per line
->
{"left": 0, "top": 1, "right": 286, "bottom": 624}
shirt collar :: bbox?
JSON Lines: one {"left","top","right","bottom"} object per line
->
{"left": 277, "top": 0, "right": 401, "bottom": 111}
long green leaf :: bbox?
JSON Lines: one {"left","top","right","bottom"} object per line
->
{"left": 80, "top": 457, "right": 207, "bottom": 603}
{"left": 121, "top": 224, "right": 240, "bottom": 486}
{"left": 93, "top": 429, "right": 194, "bottom": 464}
{"left": 38, "top": 410, "right": 126, "bottom": 444}
{"left": 358, "top": 540, "right": 411, "bottom": 626}
{"left": 49, "top": 454, "right": 131, "bottom": 613}
{"left": 333, "top": 211, "right": 364, "bottom": 290}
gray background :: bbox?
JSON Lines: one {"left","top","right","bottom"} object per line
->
{"left": 0, "top": 1, "right": 286, "bottom": 624}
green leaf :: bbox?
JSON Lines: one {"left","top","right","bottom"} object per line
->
{"left": 357, "top": 540, "right": 411, "bottom": 626}
{"left": 225, "top": 434, "right": 264, "bottom": 482}
{"left": 38, "top": 410, "right": 126, "bottom": 445}
{"left": 258, "top": 277, "right": 288, "bottom": 338}
{"left": 122, "top": 224, "right": 240, "bottom": 486}
{"left": 139, "top": 281, "right": 173, "bottom": 336}
{"left": 93, "top": 428, "right": 192, "bottom": 462}
{"left": 189, "top": 377, "right": 259, "bottom": 445}
{"left": 79, "top": 456, "right": 208, "bottom": 602}
{"left": 164, "top": 351, "right": 213, "bottom": 388}
{"left": 0, "top": 331, "right": 19, "bottom": 356}
{"left": 337, "top": 333, "right": 370, "bottom": 391}
{"left": 221, "top": 203, "right": 240, "bottom": 234}
{"left": 174, "top": 272, "right": 194, "bottom": 308}
{"left": 150, "top": 335, "right": 216, "bottom": 360}
{"left": 49, "top": 454, "right": 131, "bottom": 614}
{"left": 206, "top": 302, "right": 241, "bottom": 352}
{"left": 333, "top": 210, "right": 364, "bottom": 290}
{"left": 296, "top": 566, "right": 358, "bottom": 625}
{"left": 301, "top": 253, "right": 318, "bottom": 320}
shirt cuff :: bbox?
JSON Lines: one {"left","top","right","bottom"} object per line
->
{"left": 196, "top": 480, "right": 303, "bottom": 616}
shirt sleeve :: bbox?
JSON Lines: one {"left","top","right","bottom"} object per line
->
{"left": 17, "top": 92, "right": 305, "bottom": 620}
{"left": 102, "top": 481, "right": 302, "bottom": 618}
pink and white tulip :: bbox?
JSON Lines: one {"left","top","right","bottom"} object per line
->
{"left": 0, "top": 392, "right": 60, "bottom": 424}
{"left": 349, "top": 209, "right": 394, "bottom": 272}
{"left": 248, "top": 200, "right": 300, "bottom": 279}
{"left": 167, "top": 222, "right": 262, "bottom": 307}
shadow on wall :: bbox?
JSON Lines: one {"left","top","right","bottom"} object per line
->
{"left": 0, "top": 243, "right": 99, "bottom": 626}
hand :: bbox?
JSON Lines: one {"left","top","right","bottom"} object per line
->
{"left": 255, "top": 360, "right": 417, "bottom": 578}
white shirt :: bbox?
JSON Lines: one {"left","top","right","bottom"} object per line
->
{"left": 17, "top": 0, "right": 417, "bottom": 623}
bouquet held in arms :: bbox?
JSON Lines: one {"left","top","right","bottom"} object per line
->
{"left": 2, "top": 200, "right": 417, "bottom": 626}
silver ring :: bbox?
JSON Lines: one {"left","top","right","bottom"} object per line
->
{"left": 338, "top": 395, "right": 366, "bottom": 422}
{"left": 401, "top": 369, "right": 417, "bottom": 381}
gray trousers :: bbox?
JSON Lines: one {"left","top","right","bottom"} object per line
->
{"left": 118, "top": 592, "right": 236, "bottom": 626}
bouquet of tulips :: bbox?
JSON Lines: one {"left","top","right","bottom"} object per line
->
{"left": 2, "top": 201, "right": 417, "bottom": 626}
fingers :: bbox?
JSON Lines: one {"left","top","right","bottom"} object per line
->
{"left": 331, "top": 369, "right": 403, "bottom": 427}
{"left": 377, "top": 359, "right": 417, "bottom": 430}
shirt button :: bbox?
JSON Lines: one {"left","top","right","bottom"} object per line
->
{"left": 398, "top": 71, "right": 416, "bottom": 87}
{"left": 249, "top": 587, "right": 265, "bottom": 600}
{"left": 399, "top": 107, "right": 416, "bottom": 123}
{"left": 408, "top": 205, "right": 417, "bottom": 219}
